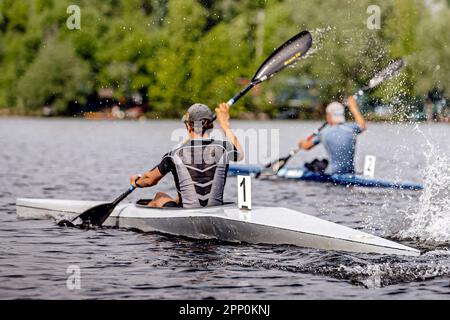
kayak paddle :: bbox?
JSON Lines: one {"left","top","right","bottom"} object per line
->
{"left": 60, "top": 32, "right": 313, "bottom": 227}
{"left": 256, "top": 122, "right": 327, "bottom": 178}
{"left": 212, "top": 30, "right": 313, "bottom": 120}
{"left": 256, "top": 58, "right": 406, "bottom": 178}
{"left": 58, "top": 180, "right": 139, "bottom": 227}
{"left": 356, "top": 58, "right": 405, "bottom": 96}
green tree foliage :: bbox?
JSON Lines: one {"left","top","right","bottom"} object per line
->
{"left": 0, "top": 0, "right": 448, "bottom": 117}
{"left": 16, "top": 39, "right": 92, "bottom": 114}
{"left": 147, "top": 0, "right": 208, "bottom": 117}
{"left": 409, "top": 3, "right": 450, "bottom": 97}
{"left": 190, "top": 16, "right": 253, "bottom": 116}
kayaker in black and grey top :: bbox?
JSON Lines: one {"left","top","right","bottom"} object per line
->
{"left": 130, "top": 103, "right": 243, "bottom": 208}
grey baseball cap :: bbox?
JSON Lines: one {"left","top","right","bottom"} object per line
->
{"left": 182, "top": 103, "right": 214, "bottom": 123}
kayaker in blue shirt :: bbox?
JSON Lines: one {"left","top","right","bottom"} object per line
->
{"left": 298, "top": 96, "right": 367, "bottom": 174}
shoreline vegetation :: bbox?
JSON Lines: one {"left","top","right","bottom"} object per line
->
{"left": 0, "top": 0, "right": 449, "bottom": 122}
{"left": 1, "top": 107, "right": 449, "bottom": 123}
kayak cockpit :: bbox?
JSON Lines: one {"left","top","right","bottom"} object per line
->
{"left": 135, "top": 199, "right": 235, "bottom": 209}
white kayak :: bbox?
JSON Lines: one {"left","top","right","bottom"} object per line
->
{"left": 16, "top": 198, "right": 420, "bottom": 257}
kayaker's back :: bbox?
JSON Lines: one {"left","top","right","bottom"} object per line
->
{"left": 316, "top": 123, "right": 362, "bottom": 174}
{"left": 158, "top": 139, "right": 239, "bottom": 208}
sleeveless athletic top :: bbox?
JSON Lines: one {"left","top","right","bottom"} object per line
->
{"left": 312, "top": 122, "right": 363, "bottom": 174}
{"left": 157, "top": 139, "right": 240, "bottom": 208}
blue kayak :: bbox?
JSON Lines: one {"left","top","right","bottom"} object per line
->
{"left": 228, "top": 164, "right": 423, "bottom": 190}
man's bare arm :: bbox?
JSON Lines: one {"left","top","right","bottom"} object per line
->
{"left": 347, "top": 95, "right": 367, "bottom": 131}
{"left": 130, "top": 167, "right": 165, "bottom": 188}
{"left": 215, "top": 102, "right": 244, "bottom": 161}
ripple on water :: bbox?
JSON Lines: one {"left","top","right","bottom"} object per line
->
{"left": 1, "top": 119, "right": 449, "bottom": 299}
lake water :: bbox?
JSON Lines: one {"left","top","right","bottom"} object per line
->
{"left": 1, "top": 118, "right": 449, "bottom": 299}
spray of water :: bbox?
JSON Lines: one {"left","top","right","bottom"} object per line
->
{"left": 399, "top": 126, "right": 450, "bottom": 243}
{"left": 302, "top": 26, "right": 335, "bottom": 60}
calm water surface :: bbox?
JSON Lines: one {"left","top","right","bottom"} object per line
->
{"left": 1, "top": 118, "right": 449, "bottom": 299}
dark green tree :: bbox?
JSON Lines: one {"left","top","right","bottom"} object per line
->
{"left": 16, "top": 39, "right": 92, "bottom": 114}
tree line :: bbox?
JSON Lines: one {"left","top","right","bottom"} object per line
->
{"left": 0, "top": 0, "right": 448, "bottom": 119}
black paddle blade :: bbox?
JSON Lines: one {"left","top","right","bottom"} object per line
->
{"left": 365, "top": 59, "right": 405, "bottom": 90}
{"left": 252, "top": 30, "right": 312, "bottom": 83}
{"left": 71, "top": 186, "right": 135, "bottom": 227}
{"left": 257, "top": 156, "right": 291, "bottom": 178}
{"left": 57, "top": 219, "right": 76, "bottom": 228}
{"left": 75, "top": 203, "right": 115, "bottom": 227}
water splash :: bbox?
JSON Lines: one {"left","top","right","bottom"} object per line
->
{"left": 399, "top": 125, "right": 450, "bottom": 242}
{"left": 303, "top": 26, "right": 335, "bottom": 60}
{"left": 338, "top": 261, "right": 450, "bottom": 289}
{"left": 362, "top": 124, "right": 449, "bottom": 244}
{"left": 223, "top": 251, "right": 450, "bottom": 289}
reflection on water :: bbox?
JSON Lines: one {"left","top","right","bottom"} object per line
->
{"left": 0, "top": 118, "right": 449, "bottom": 299}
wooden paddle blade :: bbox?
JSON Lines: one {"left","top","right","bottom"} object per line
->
{"left": 76, "top": 203, "right": 115, "bottom": 226}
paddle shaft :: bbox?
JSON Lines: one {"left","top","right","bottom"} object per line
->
{"left": 284, "top": 121, "right": 328, "bottom": 159}
{"left": 111, "top": 186, "right": 136, "bottom": 207}
{"left": 307, "top": 121, "right": 328, "bottom": 141}
{"left": 227, "top": 81, "right": 259, "bottom": 106}
{"left": 212, "top": 82, "right": 258, "bottom": 121}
